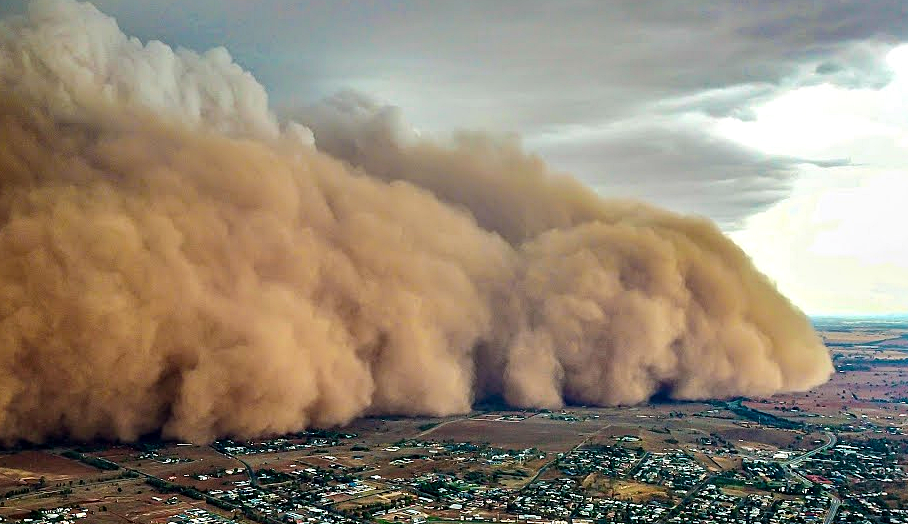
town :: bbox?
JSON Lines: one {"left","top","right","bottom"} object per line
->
{"left": 2, "top": 396, "right": 908, "bottom": 524}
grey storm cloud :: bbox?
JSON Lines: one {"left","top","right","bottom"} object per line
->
{"left": 527, "top": 123, "right": 851, "bottom": 230}
{"left": 297, "top": 93, "right": 850, "bottom": 231}
{"left": 0, "top": 0, "right": 899, "bottom": 228}
{"left": 2, "top": 1, "right": 903, "bottom": 124}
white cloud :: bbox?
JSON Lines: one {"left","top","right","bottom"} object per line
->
{"left": 715, "top": 44, "right": 908, "bottom": 164}
{"left": 725, "top": 45, "right": 908, "bottom": 313}
{"left": 733, "top": 169, "right": 908, "bottom": 314}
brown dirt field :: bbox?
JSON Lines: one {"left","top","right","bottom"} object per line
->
{"left": 89, "top": 446, "right": 137, "bottom": 463}
{"left": 344, "top": 416, "right": 466, "bottom": 446}
{"left": 360, "top": 454, "right": 539, "bottom": 489}
{"left": 712, "top": 426, "right": 805, "bottom": 451}
{"left": 335, "top": 490, "right": 408, "bottom": 511}
{"left": 373, "top": 459, "right": 447, "bottom": 478}
{"left": 252, "top": 452, "right": 347, "bottom": 472}
{"left": 583, "top": 425, "right": 647, "bottom": 443}
{"left": 0, "top": 451, "right": 98, "bottom": 489}
{"left": 114, "top": 445, "right": 243, "bottom": 486}
{"left": 691, "top": 452, "right": 724, "bottom": 472}
{"left": 0, "top": 476, "right": 248, "bottom": 524}
{"left": 751, "top": 365, "right": 908, "bottom": 429}
{"left": 824, "top": 334, "right": 899, "bottom": 344}
{"left": 582, "top": 415, "right": 740, "bottom": 454}
{"left": 721, "top": 485, "right": 772, "bottom": 498}
{"left": 106, "top": 485, "right": 242, "bottom": 524}
{"left": 424, "top": 418, "right": 601, "bottom": 452}
{"left": 241, "top": 449, "right": 321, "bottom": 469}
{"left": 608, "top": 480, "right": 673, "bottom": 503}
{"left": 710, "top": 456, "right": 743, "bottom": 471}
{"left": 818, "top": 329, "right": 908, "bottom": 344}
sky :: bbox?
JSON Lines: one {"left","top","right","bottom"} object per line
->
{"left": 2, "top": 0, "right": 906, "bottom": 315}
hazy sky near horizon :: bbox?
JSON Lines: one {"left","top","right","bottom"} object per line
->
{"left": 3, "top": 1, "right": 906, "bottom": 315}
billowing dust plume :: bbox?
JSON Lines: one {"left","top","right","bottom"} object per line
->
{"left": 0, "top": 0, "right": 832, "bottom": 444}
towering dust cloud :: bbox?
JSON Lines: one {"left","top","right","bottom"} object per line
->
{"left": 0, "top": 0, "right": 833, "bottom": 444}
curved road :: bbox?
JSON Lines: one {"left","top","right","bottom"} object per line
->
{"left": 209, "top": 445, "right": 258, "bottom": 487}
{"left": 784, "top": 431, "right": 837, "bottom": 468}
{"left": 782, "top": 432, "right": 839, "bottom": 524}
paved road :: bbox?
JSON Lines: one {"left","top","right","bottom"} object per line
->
{"left": 209, "top": 445, "right": 258, "bottom": 487}
{"left": 520, "top": 424, "right": 611, "bottom": 491}
{"left": 824, "top": 493, "right": 841, "bottom": 524}
{"left": 656, "top": 472, "right": 718, "bottom": 524}
{"left": 627, "top": 451, "right": 650, "bottom": 477}
{"left": 779, "top": 431, "right": 839, "bottom": 524}
{"left": 660, "top": 430, "right": 840, "bottom": 523}
{"left": 782, "top": 431, "right": 836, "bottom": 488}
{"left": 785, "top": 431, "right": 837, "bottom": 467}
